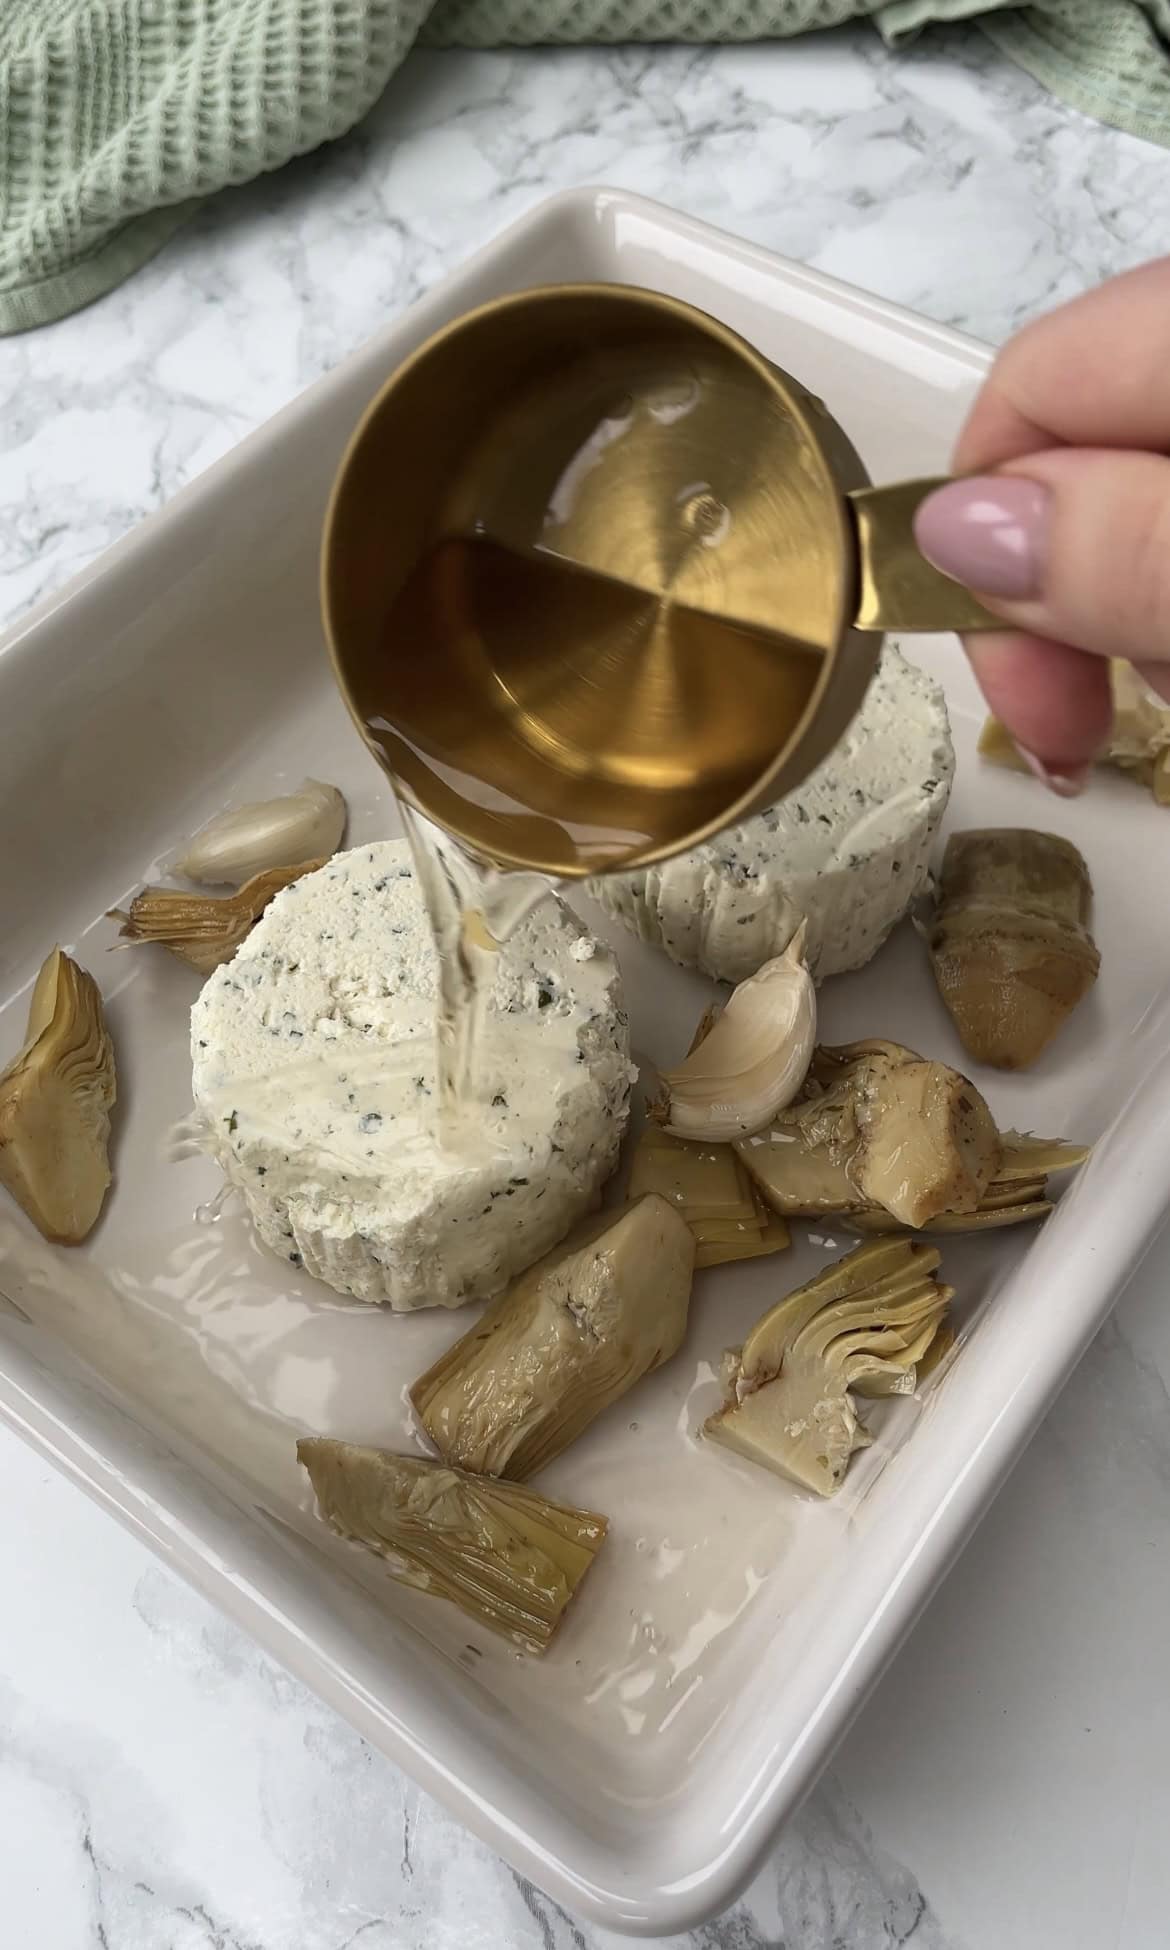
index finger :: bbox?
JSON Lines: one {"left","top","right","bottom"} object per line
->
{"left": 955, "top": 257, "right": 1170, "bottom": 472}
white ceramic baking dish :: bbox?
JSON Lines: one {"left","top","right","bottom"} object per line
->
{"left": 2, "top": 189, "right": 1167, "bottom": 1938}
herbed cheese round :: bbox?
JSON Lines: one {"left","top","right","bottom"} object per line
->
{"left": 191, "top": 841, "right": 633, "bottom": 1309}
{"left": 591, "top": 645, "right": 954, "bottom": 984}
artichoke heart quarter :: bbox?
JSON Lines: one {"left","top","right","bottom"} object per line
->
{"left": 297, "top": 1439, "right": 606, "bottom": 1655}
{"left": 737, "top": 1040, "right": 1000, "bottom": 1230}
{"left": 0, "top": 948, "right": 116, "bottom": 1244}
{"left": 980, "top": 663, "right": 1170, "bottom": 806}
{"left": 913, "top": 1130, "right": 1089, "bottom": 1232}
{"left": 628, "top": 1126, "right": 790, "bottom": 1268}
{"left": 704, "top": 1239, "right": 952, "bottom": 1497}
{"left": 411, "top": 1193, "right": 695, "bottom": 1479}
{"left": 790, "top": 1127, "right": 1088, "bottom": 1236}
{"left": 110, "top": 859, "right": 325, "bottom": 975}
{"left": 928, "top": 829, "right": 1099, "bottom": 1069}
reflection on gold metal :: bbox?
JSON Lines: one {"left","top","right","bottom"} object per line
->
{"left": 321, "top": 285, "right": 996, "bottom": 878}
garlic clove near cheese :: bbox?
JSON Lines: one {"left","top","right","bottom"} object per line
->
{"left": 0, "top": 948, "right": 116, "bottom": 1243}
{"left": 110, "top": 859, "right": 324, "bottom": 975}
{"left": 657, "top": 928, "right": 815, "bottom": 1142}
{"left": 297, "top": 1439, "right": 607, "bottom": 1654}
{"left": 175, "top": 780, "right": 346, "bottom": 886}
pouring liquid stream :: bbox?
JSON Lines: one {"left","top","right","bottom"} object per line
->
{"left": 395, "top": 794, "right": 550, "bottom": 1148}
{"left": 359, "top": 344, "right": 826, "bottom": 1149}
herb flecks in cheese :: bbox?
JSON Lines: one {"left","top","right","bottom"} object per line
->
{"left": 190, "top": 843, "right": 633, "bottom": 1309}
{"left": 592, "top": 645, "right": 954, "bottom": 983}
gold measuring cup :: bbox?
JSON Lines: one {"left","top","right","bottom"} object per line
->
{"left": 322, "top": 284, "right": 998, "bottom": 879}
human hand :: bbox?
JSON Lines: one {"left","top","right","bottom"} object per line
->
{"left": 913, "top": 259, "right": 1170, "bottom": 796}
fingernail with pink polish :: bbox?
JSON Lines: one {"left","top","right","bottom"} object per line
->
{"left": 1018, "top": 748, "right": 1090, "bottom": 798}
{"left": 914, "top": 477, "right": 1051, "bottom": 600}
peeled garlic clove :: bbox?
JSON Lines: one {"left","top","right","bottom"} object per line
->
{"left": 297, "top": 1439, "right": 607, "bottom": 1655}
{"left": 658, "top": 928, "right": 815, "bottom": 1141}
{"left": 175, "top": 780, "right": 346, "bottom": 886}
{"left": 110, "top": 859, "right": 323, "bottom": 975}
{"left": 0, "top": 948, "right": 116, "bottom": 1243}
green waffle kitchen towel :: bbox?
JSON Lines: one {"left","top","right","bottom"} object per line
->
{"left": 1, "top": 1, "right": 1168, "bottom": 334}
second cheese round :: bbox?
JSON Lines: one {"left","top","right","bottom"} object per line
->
{"left": 591, "top": 645, "right": 954, "bottom": 984}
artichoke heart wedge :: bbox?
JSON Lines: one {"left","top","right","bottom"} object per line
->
{"left": 297, "top": 1439, "right": 606, "bottom": 1655}
{"left": 704, "top": 1239, "right": 952, "bottom": 1497}
{"left": 411, "top": 1193, "right": 695, "bottom": 1480}
{"left": 928, "top": 829, "right": 1099, "bottom": 1069}
{"left": 0, "top": 948, "right": 116, "bottom": 1244}
{"left": 911, "top": 1130, "right": 1088, "bottom": 1233}
{"left": 628, "top": 1126, "right": 790, "bottom": 1268}
{"left": 980, "top": 662, "right": 1170, "bottom": 805}
{"left": 737, "top": 1039, "right": 1001, "bottom": 1230}
{"left": 818, "top": 1129, "right": 1089, "bottom": 1236}
{"left": 691, "top": 1210, "right": 791, "bottom": 1269}
{"left": 110, "top": 859, "right": 325, "bottom": 975}
{"left": 997, "top": 1131, "right": 1090, "bottom": 1179}
{"left": 1108, "top": 660, "right": 1170, "bottom": 801}
{"left": 850, "top": 1187, "right": 1053, "bottom": 1234}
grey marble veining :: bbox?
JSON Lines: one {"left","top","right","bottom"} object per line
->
{"left": 0, "top": 26, "right": 1166, "bottom": 630}
{"left": 1, "top": 22, "right": 1168, "bottom": 1950}
{"left": 0, "top": 1424, "right": 961, "bottom": 1950}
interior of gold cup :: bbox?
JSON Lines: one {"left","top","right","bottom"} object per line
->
{"left": 322, "top": 284, "right": 882, "bottom": 875}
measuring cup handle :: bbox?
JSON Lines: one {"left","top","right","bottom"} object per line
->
{"left": 847, "top": 479, "right": 1004, "bottom": 634}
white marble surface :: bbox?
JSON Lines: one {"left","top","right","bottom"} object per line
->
{"left": 2, "top": 21, "right": 1169, "bottom": 1948}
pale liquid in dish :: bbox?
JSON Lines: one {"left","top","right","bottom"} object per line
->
{"left": 0, "top": 765, "right": 999, "bottom": 1787}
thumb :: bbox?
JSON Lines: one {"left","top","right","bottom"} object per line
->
{"left": 914, "top": 448, "right": 1170, "bottom": 670}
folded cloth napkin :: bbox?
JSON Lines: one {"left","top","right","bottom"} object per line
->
{"left": 1, "top": 0, "right": 1167, "bottom": 333}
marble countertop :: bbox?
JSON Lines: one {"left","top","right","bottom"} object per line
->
{"left": 2, "top": 22, "right": 1169, "bottom": 1949}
